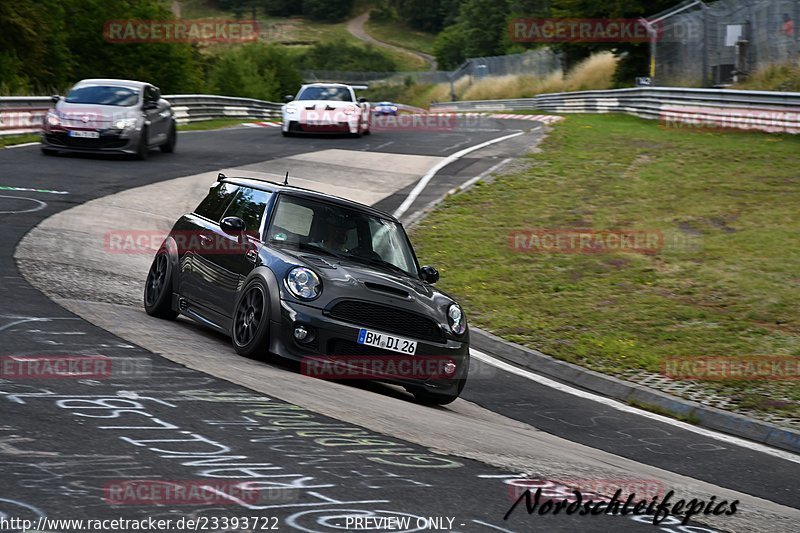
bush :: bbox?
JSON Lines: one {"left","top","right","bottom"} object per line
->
{"left": 434, "top": 24, "right": 468, "bottom": 70}
{"left": 209, "top": 43, "right": 302, "bottom": 101}
{"left": 303, "top": 0, "right": 354, "bottom": 22}
{"left": 297, "top": 40, "right": 397, "bottom": 72}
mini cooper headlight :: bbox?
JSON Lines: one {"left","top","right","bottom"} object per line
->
{"left": 447, "top": 304, "right": 466, "bottom": 335}
{"left": 285, "top": 267, "right": 321, "bottom": 300}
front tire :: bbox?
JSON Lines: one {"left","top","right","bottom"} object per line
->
{"left": 412, "top": 379, "right": 466, "bottom": 406}
{"left": 160, "top": 122, "right": 176, "bottom": 153}
{"left": 232, "top": 279, "right": 271, "bottom": 358}
{"left": 136, "top": 127, "right": 149, "bottom": 160}
{"left": 143, "top": 249, "right": 178, "bottom": 320}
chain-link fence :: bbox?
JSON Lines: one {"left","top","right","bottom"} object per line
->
{"left": 301, "top": 48, "right": 562, "bottom": 88}
{"left": 652, "top": 0, "right": 800, "bottom": 87}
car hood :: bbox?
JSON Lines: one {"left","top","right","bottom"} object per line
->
{"left": 292, "top": 100, "right": 358, "bottom": 111}
{"left": 270, "top": 246, "right": 458, "bottom": 319}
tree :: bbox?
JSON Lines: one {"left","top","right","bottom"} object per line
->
{"left": 434, "top": 24, "right": 469, "bottom": 69}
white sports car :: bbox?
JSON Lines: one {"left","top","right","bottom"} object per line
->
{"left": 281, "top": 83, "right": 371, "bottom": 137}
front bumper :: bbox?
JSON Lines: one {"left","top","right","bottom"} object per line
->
{"left": 269, "top": 299, "right": 469, "bottom": 395}
{"left": 283, "top": 119, "right": 359, "bottom": 134}
{"left": 41, "top": 128, "right": 140, "bottom": 154}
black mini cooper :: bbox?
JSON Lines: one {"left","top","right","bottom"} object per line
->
{"left": 144, "top": 174, "right": 469, "bottom": 404}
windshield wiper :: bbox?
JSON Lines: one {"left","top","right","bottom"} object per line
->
{"left": 291, "top": 242, "right": 347, "bottom": 260}
{"left": 345, "top": 255, "right": 413, "bottom": 278}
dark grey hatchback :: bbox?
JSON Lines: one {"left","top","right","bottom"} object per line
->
{"left": 144, "top": 174, "right": 469, "bottom": 405}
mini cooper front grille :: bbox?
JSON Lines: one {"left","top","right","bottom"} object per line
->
{"left": 328, "top": 301, "right": 444, "bottom": 343}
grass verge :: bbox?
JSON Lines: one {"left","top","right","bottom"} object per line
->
{"left": 0, "top": 134, "right": 39, "bottom": 148}
{"left": 178, "top": 118, "right": 264, "bottom": 131}
{"left": 411, "top": 113, "right": 800, "bottom": 418}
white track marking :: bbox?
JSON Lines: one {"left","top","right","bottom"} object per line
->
{"left": 393, "top": 132, "right": 524, "bottom": 218}
{"left": 4, "top": 142, "right": 39, "bottom": 149}
{"left": 470, "top": 348, "right": 800, "bottom": 464}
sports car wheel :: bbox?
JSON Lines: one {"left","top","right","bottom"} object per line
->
{"left": 232, "top": 279, "right": 271, "bottom": 357}
{"left": 143, "top": 250, "right": 178, "bottom": 320}
{"left": 160, "top": 122, "right": 176, "bottom": 153}
{"left": 136, "top": 127, "right": 149, "bottom": 160}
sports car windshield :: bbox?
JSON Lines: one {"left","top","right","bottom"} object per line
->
{"left": 65, "top": 85, "right": 140, "bottom": 106}
{"left": 267, "top": 195, "right": 418, "bottom": 277}
{"left": 296, "top": 86, "right": 353, "bottom": 102}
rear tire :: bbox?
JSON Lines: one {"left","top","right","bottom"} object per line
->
{"left": 160, "top": 122, "right": 176, "bottom": 153}
{"left": 143, "top": 249, "right": 178, "bottom": 320}
{"left": 232, "top": 279, "right": 271, "bottom": 358}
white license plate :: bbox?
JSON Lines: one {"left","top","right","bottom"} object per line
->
{"left": 357, "top": 329, "right": 417, "bottom": 355}
{"left": 68, "top": 130, "right": 99, "bottom": 138}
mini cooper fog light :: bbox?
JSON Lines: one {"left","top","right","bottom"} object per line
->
{"left": 443, "top": 361, "right": 457, "bottom": 376}
{"left": 293, "top": 325, "right": 309, "bottom": 341}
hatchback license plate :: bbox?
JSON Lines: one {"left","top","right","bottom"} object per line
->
{"left": 68, "top": 130, "right": 99, "bottom": 138}
{"left": 357, "top": 329, "right": 417, "bottom": 355}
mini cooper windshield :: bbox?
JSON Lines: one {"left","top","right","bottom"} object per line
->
{"left": 267, "top": 194, "right": 418, "bottom": 277}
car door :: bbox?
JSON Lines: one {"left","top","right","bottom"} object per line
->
{"left": 195, "top": 187, "right": 274, "bottom": 318}
{"left": 178, "top": 182, "right": 240, "bottom": 307}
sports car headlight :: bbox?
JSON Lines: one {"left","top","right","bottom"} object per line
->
{"left": 285, "top": 267, "right": 321, "bottom": 300}
{"left": 46, "top": 111, "right": 60, "bottom": 126}
{"left": 114, "top": 117, "right": 138, "bottom": 130}
{"left": 285, "top": 104, "right": 297, "bottom": 114}
{"left": 447, "top": 304, "right": 466, "bottom": 335}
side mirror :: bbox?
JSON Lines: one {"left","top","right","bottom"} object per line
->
{"left": 358, "top": 97, "right": 367, "bottom": 103}
{"left": 143, "top": 100, "right": 158, "bottom": 110}
{"left": 220, "top": 216, "right": 246, "bottom": 235}
{"left": 51, "top": 95, "right": 60, "bottom": 103}
{"left": 419, "top": 265, "right": 439, "bottom": 284}
{"left": 284, "top": 95, "right": 294, "bottom": 102}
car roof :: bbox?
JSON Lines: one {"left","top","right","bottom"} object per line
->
{"left": 74, "top": 79, "right": 150, "bottom": 89}
{"left": 302, "top": 83, "right": 353, "bottom": 88}
{"left": 220, "top": 176, "right": 400, "bottom": 222}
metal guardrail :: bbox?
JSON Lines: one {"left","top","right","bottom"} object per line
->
{"left": 0, "top": 95, "right": 282, "bottom": 137}
{"left": 430, "top": 87, "right": 800, "bottom": 133}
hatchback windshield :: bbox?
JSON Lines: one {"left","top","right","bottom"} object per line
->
{"left": 296, "top": 86, "right": 353, "bottom": 102}
{"left": 66, "top": 85, "right": 140, "bottom": 106}
{"left": 267, "top": 195, "right": 418, "bottom": 277}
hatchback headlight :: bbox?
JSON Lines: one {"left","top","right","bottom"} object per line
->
{"left": 46, "top": 111, "right": 60, "bottom": 126}
{"left": 285, "top": 267, "right": 321, "bottom": 300}
{"left": 448, "top": 304, "right": 466, "bottom": 335}
{"left": 114, "top": 117, "right": 138, "bottom": 130}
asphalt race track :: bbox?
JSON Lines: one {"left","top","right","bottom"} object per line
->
{"left": 1, "top": 117, "right": 798, "bottom": 533}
